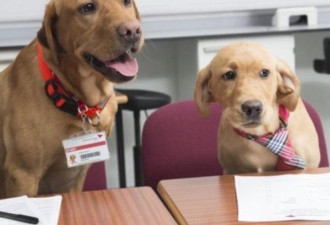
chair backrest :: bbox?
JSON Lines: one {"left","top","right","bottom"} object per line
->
{"left": 142, "top": 99, "right": 328, "bottom": 190}
{"left": 83, "top": 162, "right": 107, "bottom": 191}
{"left": 303, "top": 101, "right": 329, "bottom": 167}
{"left": 142, "top": 100, "right": 223, "bottom": 190}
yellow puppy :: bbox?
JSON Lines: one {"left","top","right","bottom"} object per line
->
{"left": 195, "top": 42, "right": 320, "bottom": 174}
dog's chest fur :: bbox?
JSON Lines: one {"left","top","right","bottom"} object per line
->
{"left": 217, "top": 119, "right": 278, "bottom": 174}
{"left": 0, "top": 41, "right": 116, "bottom": 195}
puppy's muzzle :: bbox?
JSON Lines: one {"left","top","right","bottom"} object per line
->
{"left": 117, "top": 21, "right": 142, "bottom": 51}
{"left": 241, "top": 100, "right": 263, "bottom": 120}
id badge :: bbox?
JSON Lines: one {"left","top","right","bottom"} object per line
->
{"left": 62, "top": 131, "right": 110, "bottom": 168}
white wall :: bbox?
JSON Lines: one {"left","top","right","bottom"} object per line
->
{"left": 136, "top": 0, "right": 330, "bottom": 15}
{"left": 0, "top": 0, "right": 47, "bottom": 22}
{"left": 2, "top": 0, "right": 329, "bottom": 22}
{"left": 295, "top": 31, "right": 330, "bottom": 153}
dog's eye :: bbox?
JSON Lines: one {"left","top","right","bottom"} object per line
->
{"left": 222, "top": 71, "right": 236, "bottom": 80}
{"left": 260, "top": 69, "right": 270, "bottom": 78}
{"left": 79, "top": 3, "right": 96, "bottom": 14}
{"left": 123, "top": 0, "right": 131, "bottom": 6}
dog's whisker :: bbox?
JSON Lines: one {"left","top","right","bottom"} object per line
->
{"left": 241, "top": 121, "right": 257, "bottom": 126}
{"left": 89, "top": 56, "right": 94, "bottom": 66}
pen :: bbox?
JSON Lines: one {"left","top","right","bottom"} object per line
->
{"left": 0, "top": 210, "right": 39, "bottom": 224}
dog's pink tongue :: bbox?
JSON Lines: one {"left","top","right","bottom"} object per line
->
{"left": 106, "top": 57, "right": 138, "bottom": 77}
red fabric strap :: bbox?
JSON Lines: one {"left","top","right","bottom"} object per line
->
{"left": 234, "top": 105, "right": 305, "bottom": 171}
{"left": 37, "top": 43, "right": 53, "bottom": 81}
{"left": 37, "top": 43, "right": 108, "bottom": 119}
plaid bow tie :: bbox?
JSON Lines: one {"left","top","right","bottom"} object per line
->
{"left": 234, "top": 105, "right": 305, "bottom": 171}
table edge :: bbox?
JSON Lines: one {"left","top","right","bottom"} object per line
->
{"left": 157, "top": 181, "right": 188, "bottom": 225}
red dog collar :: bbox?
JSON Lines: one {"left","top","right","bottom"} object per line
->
{"left": 234, "top": 105, "right": 305, "bottom": 171}
{"left": 37, "top": 43, "right": 109, "bottom": 119}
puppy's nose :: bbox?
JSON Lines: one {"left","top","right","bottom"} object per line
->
{"left": 241, "top": 100, "right": 263, "bottom": 118}
{"left": 117, "top": 21, "right": 142, "bottom": 43}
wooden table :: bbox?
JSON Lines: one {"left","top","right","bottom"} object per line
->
{"left": 58, "top": 187, "right": 177, "bottom": 225}
{"left": 158, "top": 167, "right": 330, "bottom": 225}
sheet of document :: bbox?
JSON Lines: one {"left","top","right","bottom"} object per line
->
{"left": 0, "top": 196, "right": 41, "bottom": 225}
{"left": 235, "top": 173, "right": 330, "bottom": 222}
{"left": 30, "top": 196, "right": 62, "bottom": 225}
{"left": 0, "top": 195, "right": 62, "bottom": 225}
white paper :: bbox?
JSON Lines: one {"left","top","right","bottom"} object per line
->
{"left": 0, "top": 195, "right": 62, "bottom": 225}
{"left": 235, "top": 173, "right": 330, "bottom": 222}
{"left": 0, "top": 196, "right": 41, "bottom": 225}
{"left": 30, "top": 196, "right": 62, "bottom": 225}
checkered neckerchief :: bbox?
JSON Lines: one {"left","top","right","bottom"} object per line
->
{"left": 234, "top": 105, "right": 305, "bottom": 170}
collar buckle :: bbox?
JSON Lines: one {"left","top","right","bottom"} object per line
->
{"left": 77, "top": 103, "right": 101, "bottom": 127}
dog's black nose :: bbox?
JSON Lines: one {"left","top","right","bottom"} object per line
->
{"left": 241, "top": 100, "right": 263, "bottom": 118}
{"left": 117, "top": 21, "right": 142, "bottom": 43}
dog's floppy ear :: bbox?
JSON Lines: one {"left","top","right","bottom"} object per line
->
{"left": 276, "top": 58, "right": 301, "bottom": 111}
{"left": 37, "top": 1, "right": 59, "bottom": 65}
{"left": 194, "top": 65, "right": 214, "bottom": 118}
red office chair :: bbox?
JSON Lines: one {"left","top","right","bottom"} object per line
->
{"left": 142, "top": 100, "right": 223, "bottom": 190}
{"left": 83, "top": 162, "right": 107, "bottom": 191}
{"left": 142, "top": 100, "right": 329, "bottom": 190}
{"left": 304, "top": 101, "right": 329, "bottom": 167}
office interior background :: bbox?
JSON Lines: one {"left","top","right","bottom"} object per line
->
{"left": 0, "top": 0, "right": 330, "bottom": 187}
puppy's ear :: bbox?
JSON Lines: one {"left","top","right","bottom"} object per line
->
{"left": 37, "top": 1, "right": 59, "bottom": 65}
{"left": 276, "top": 58, "right": 301, "bottom": 111}
{"left": 194, "top": 65, "right": 214, "bottom": 118}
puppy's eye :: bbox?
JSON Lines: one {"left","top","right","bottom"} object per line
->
{"left": 79, "top": 3, "right": 96, "bottom": 14}
{"left": 123, "top": 0, "right": 131, "bottom": 6}
{"left": 260, "top": 69, "right": 270, "bottom": 78}
{"left": 222, "top": 71, "right": 236, "bottom": 80}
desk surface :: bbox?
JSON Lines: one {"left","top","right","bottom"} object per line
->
{"left": 158, "top": 167, "right": 330, "bottom": 225}
{"left": 58, "top": 187, "right": 177, "bottom": 225}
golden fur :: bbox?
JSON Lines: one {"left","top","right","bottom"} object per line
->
{"left": 195, "top": 42, "right": 320, "bottom": 174}
{"left": 0, "top": 0, "right": 143, "bottom": 198}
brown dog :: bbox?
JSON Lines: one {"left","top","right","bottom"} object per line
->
{"left": 0, "top": 0, "right": 143, "bottom": 198}
{"left": 195, "top": 42, "right": 320, "bottom": 174}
